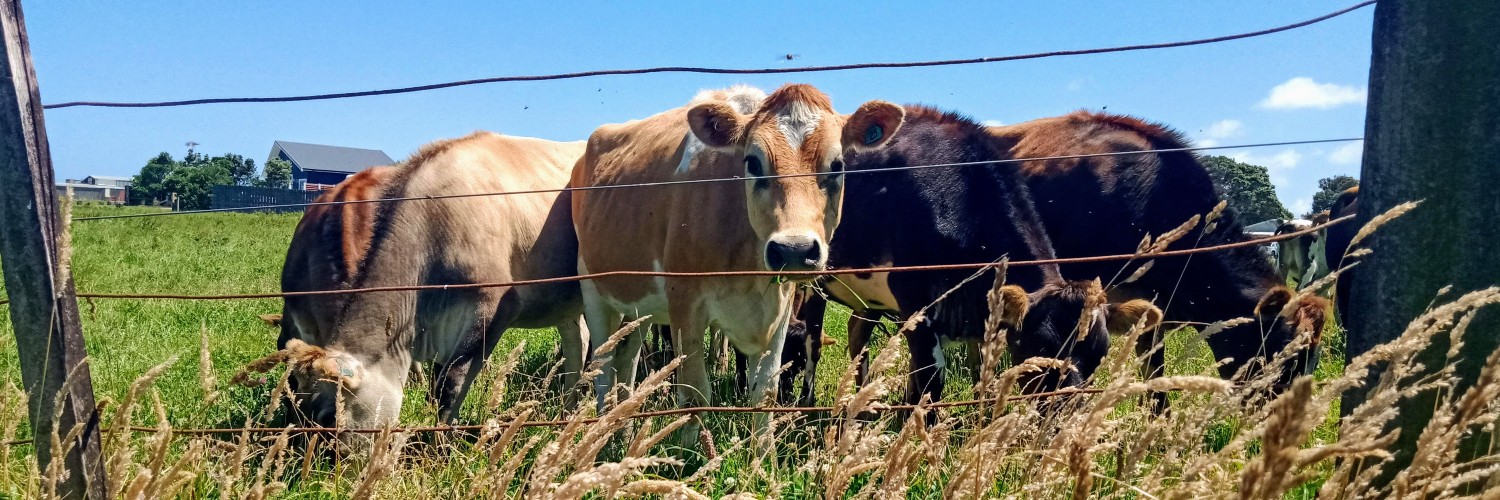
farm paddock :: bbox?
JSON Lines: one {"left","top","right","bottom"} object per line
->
{"left": 10, "top": 204, "right": 1476, "bottom": 498}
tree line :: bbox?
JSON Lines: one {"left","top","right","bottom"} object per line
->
{"left": 128, "top": 149, "right": 293, "bottom": 209}
{"left": 121, "top": 148, "right": 1355, "bottom": 217}
{"left": 1199, "top": 154, "right": 1358, "bottom": 226}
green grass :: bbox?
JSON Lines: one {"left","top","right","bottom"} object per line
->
{"left": 1, "top": 204, "right": 1350, "bottom": 497}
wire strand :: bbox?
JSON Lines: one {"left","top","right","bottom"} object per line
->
{"left": 41, "top": 1, "right": 1375, "bottom": 110}
{"left": 0, "top": 216, "right": 1347, "bottom": 306}
{"left": 73, "top": 137, "right": 1362, "bottom": 221}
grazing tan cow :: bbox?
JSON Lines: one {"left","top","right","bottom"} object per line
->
{"left": 570, "top": 84, "right": 905, "bottom": 414}
{"left": 276, "top": 132, "right": 587, "bottom": 430}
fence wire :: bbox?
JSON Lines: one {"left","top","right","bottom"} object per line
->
{"left": 74, "top": 138, "right": 1362, "bottom": 221}
{"left": 42, "top": 1, "right": 1374, "bottom": 110}
{"left": 0, "top": 216, "right": 1347, "bottom": 307}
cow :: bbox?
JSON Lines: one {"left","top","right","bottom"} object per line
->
{"left": 1324, "top": 186, "right": 1360, "bottom": 326}
{"left": 569, "top": 84, "right": 906, "bottom": 421}
{"left": 274, "top": 132, "right": 588, "bottom": 430}
{"left": 278, "top": 165, "right": 396, "bottom": 351}
{"left": 989, "top": 111, "right": 1329, "bottom": 396}
{"left": 804, "top": 106, "right": 1163, "bottom": 410}
{"left": 1269, "top": 213, "right": 1333, "bottom": 292}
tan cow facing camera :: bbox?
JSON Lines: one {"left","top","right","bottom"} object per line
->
{"left": 570, "top": 84, "right": 904, "bottom": 430}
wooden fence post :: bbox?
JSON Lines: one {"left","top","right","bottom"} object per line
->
{"left": 1343, "top": 0, "right": 1500, "bottom": 487}
{"left": 0, "top": 0, "right": 109, "bottom": 497}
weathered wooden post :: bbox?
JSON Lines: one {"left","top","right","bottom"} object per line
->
{"left": 1343, "top": 0, "right": 1500, "bottom": 484}
{"left": 0, "top": 0, "right": 109, "bottom": 497}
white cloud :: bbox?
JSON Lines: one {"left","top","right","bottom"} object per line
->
{"left": 1258, "top": 77, "right": 1367, "bottom": 110}
{"left": 1328, "top": 141, "right": 1363, "bottom": 165}
{"left": 1231, "top": 149, "right": 1303, "bottom": 186}
{"left": 1193, "top": 119, "right": 1242, "bottom": 148}
{"left": 981, "top": 119, "right": 1004, "bottom": 127}
{"left": 1204, "top": 119, "right": 1243, "bottom": 139}
{"left": 1291, "top": 198, "right": 1312, "bottom": 216}
{"left": 1066, "top": 79, "right": 1084, "bottom": 92}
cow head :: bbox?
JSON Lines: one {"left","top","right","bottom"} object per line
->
{"left": 1253, "top": 286, "right": 1331, "bottom": 383}
{"left": 280, "top": 339, "right": 404, "bottom": 432}
{"left": 687, "top": 83, "right": 905, "bottom": 274}
{"left": 1008, "top": 280, "right": 1163, "bottom": 391}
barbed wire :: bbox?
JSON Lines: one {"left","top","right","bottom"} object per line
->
{"left": 3, "top": 386, "right": 1114, "bottom": 446}
{"left": 0, "top": 216, "right": 1347, "bottom": 307}
{"left": 73, "top": 138, "right": 1361, "bottom": 221}
{"left": 41, "top": 1, "right": 1375, "bottom": 110}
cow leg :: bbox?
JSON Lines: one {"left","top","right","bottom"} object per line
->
{"left": 746, "top": 308, "right": 791, "bottom": 407}
{"left": 670, "top": 315, "right": 712, "bottom": 447}
{"left": 1136, "top": 326, "right": 1169, "bottom": 415}
{"left": 847, "top": 313, "right": 878, "bottom": 387}
{"left": 556, "top": 316, "right": 587, "bottom": 402}
{"left": 905, "top": 324, "right": 944, "bottom": 426}
{"left": 790, "top": 291, "right": 827, "bottom": 407}
{"left": 610, "top": 321, "right": 646, "bottom": 387}
{"left": 580, "top": 276, "right": 625, "bottom": 410}
{"left": 433, "top": 294, "right": 517, "bottom": 424}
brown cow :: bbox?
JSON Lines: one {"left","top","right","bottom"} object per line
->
{"left": 992, "top": 112, "right": 1329, "bottom": 393}
{"left": 570, "top": 84, "right": 905, "bottom": 420}
{"left": 276, "top": 132, "right": 587, "bottom": 431}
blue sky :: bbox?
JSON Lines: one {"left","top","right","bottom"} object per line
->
{"left": 28, "top": 1, "right": 1373, "bottom": 215}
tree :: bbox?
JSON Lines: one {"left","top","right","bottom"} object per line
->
{"left": 129, "top": 152, "right": 177, "bottom": 205}
{"left": 1308, "top": 175, "right": 1358, "bottom": 216}
{"left": 1198, "top": 155, "right": 1291, "bottom": 226}
{"left": 162, "top": 160, "right": 232, "bottom": 210}
{"left": 256, "top": 158, "right": 292, "bottom": 189}
{"left": 214, "top": 153, "right": 257, "bottom": 186}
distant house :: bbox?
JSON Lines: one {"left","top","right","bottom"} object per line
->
{"left": 268, "top": 140, "right": 394, "bottom": 191}
{"left": 56, "top": 175, "right": 131, "bottom": 204}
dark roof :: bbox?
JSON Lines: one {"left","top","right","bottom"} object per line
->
{"left": 269, "top": 140, "right": 394, "bottom": 174}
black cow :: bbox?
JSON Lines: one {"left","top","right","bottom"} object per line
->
{"left": 812, "top": 106, "right": 1163, "bottom": 409}
{"left": 1324, "top": 186, "right": 1360, "bottom": 326}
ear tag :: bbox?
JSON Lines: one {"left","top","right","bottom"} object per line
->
{"left": 339, "top": 364, "right": 355, "bottom": 378}
{"left": 863, "top": 125, "right": 884, "bottom": 145}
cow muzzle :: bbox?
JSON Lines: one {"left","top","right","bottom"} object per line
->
{"left": 765, "top": 232, "right": 825, "bottom": 272}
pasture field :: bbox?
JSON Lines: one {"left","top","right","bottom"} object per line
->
{"left": 1, "top": 203, "right": 1476, "bottom": 499}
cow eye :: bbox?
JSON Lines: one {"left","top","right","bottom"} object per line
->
{"left": 744, "top": 156, "right": 764, "bottom": 177}
{"left": 829, "top": 159, "right": 844, "bottom": 173}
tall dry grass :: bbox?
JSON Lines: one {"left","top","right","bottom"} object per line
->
{"left": 4, "top": 202, "right": 1500, "bottom": 498}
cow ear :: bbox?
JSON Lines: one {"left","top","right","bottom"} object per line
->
{"left": 259, "top": 313, "right": 283, "bottom": 327}
{"left": 1256, "top": 286, "right": 1295, "bottom": 319}
{"left": 1106, "top": 299, "right": 1163, "bottom": 335}
{"left": 1295, "top": 296, "right": 1331, "bottom": 338}
{"left": 687, "top": 102, "right": 747, "bottom": 149}
{"left": 995, "top": 284, "right": 1030, "bottom": 328}
{"left": 842, "top": 100, "right": 905, "bottom": 151}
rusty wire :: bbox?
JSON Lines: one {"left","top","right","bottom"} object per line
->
{"left": 72, "top": 138, "right": 1360, "bottom": 222}
{"left": 0, "top": 215, "right": 1347, "bottom": 307}
{"left": 42, "top": 1, "right": 1374, "bottom": 110}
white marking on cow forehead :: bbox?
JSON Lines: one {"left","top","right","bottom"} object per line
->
{"left": 775, "top": 100, "right": 822, "bottom": 150}
{"left": 690, "top": 85, "right": 766, "bottom": 115}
